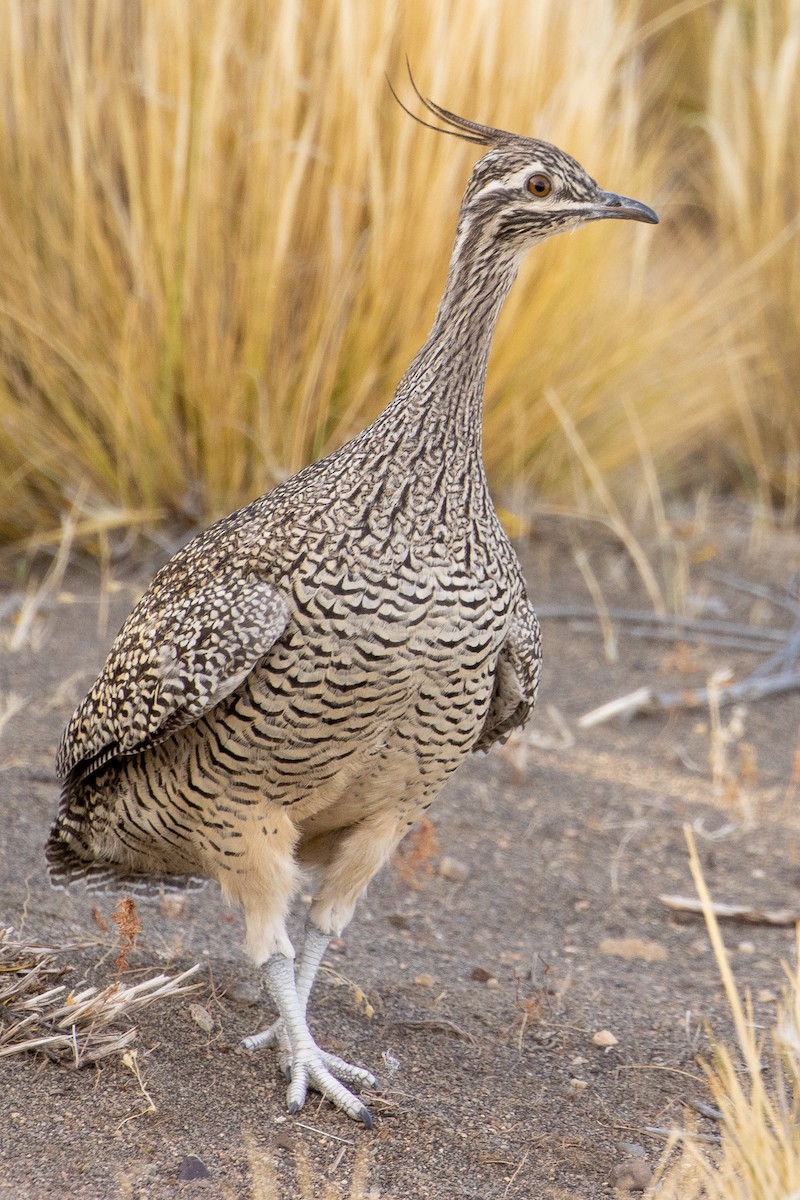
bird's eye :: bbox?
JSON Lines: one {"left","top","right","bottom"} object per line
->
{"left": 527, "top": 173, "right": 552, "bottom": 198}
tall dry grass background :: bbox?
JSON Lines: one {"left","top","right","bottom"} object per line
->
{"left": 0, "top": 0, "right": 797, "bottom": 549}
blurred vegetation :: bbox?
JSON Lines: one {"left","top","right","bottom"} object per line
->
{"left": 0, "top": 0, "right": 797, "bottom": 549}
{"left": 655, "top": 833, "right": 800, "bottom": 1200}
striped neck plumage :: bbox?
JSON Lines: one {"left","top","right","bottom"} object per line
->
{"left": 388, "top": 231, "right": 523, "bottom": 459}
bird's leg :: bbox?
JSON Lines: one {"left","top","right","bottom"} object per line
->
{"left": 242, "top": 811, "right": 406, "bottom": 1122}
{"left": 242, "top": 920, "right": 376, "bottom": 1118}
{"left": 260, "top": 951, "right": 374, "bottom": 1127}
{"left": 292, "top": 921, "right": 377, "bottom": 1089}
{"left": 240, "top": 920, "right": 331, "bottom": 1068}
{"left": 294, "top": 920, "right": 331, "bottom": 1011}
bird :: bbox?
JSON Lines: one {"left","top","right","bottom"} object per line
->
{"left": 47, "top": 80, "right": 658, "bottom": 1128}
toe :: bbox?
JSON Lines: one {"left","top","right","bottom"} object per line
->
{"left": 305, "top": 1059, "right": 374, "bottom": 1124}
{"left": 286, "top": 1060, "right": 309, "bottom": 1114}
{"left": 241, "top": 1017, "right": 286, "bottom": 1053}
{"left": 319, "top": 1050, "right": 377, "bottom": 1090}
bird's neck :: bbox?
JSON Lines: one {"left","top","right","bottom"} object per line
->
{"left": 309, "top": 228, "right": 525, "bottom": 552}
{"left": 322, "top": 232, "right": 523, "bottom": 548}
{"left": 385, "top": 235, "right": 522, "bottom": 461}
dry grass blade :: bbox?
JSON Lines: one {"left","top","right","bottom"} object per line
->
{"left": 652, "top": 829, "right": 800, "bottom": 1198}
{"left": 245, "top": 1133, "right": 371, "bottom": 1200}
{"left": 0, "top": 927, "right": 201, "bottom": 1065}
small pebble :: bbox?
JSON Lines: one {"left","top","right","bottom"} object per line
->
{"left": 592, "top": 1029, "right": 619, "bottom": 1048}
{"left": 617, "top": 1142, "right": 647, "bottom": 1158}
{"left": 226, "top": 979, "right": 262, "bottom": 1006}
{"left": 609, "top": 1157, "right": 652, "bottom": 1192}
{"left": 188, "top": 1003, "right": 214, "bottom": 1033}
{"left": 414, "top": 973, "right": 435, "bottom": 987}
{"left": 179, "top": 1155, "right": 210, "bottom": 1181}
{"left": 438, "top": 855, "right": 470, "bottom": 882}
{"left": 158, "top": 894, "right": 188, "bottom": 918}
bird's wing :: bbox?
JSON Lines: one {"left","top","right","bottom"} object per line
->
{"left": 474, "top": 598, "right": 541, "bottom": 752}
{"left": 57, "top": 568, "right": 290, "bottom": 782}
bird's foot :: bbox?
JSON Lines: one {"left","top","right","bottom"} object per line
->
{"left": 242, "top": 1020, "right": 376, "bottom": 1120}
{"left": 286, "top": 1042, "right": 376, "bottom": 1127}
{"left": 241, "top": 1017, "right": 295, "bottom": 1080}
{"left": 250, "top": 951, "right": 377, "bottom": 1126}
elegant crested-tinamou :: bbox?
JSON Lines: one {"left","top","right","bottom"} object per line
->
{"left": 48, "top": 84, "right": 658, "bottom": 1126}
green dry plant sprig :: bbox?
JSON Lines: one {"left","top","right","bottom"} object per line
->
{"left": 319, "top": 964, "right": 376, "bottom": 1022}
{"left": 119, "top": 1047, "right": 158, "bottom": 1124}
{"left": 653, "top": 828, "right": 800, "bottom": 1198}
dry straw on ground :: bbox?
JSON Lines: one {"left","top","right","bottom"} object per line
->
{"left": 246, "top": 1135, "right": 372, "bottom": 1200}
{"left": 0, "top": 926, "right": 200, "bottom": 1065}
{"left": 0, "top": 0, "right": 797, "bottom": 548}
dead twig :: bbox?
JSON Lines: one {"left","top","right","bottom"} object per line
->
{"left": 704, "top": 569, "right": 800, "bottom": 617}
{"left": 393, "top": 1018, "right": 478, "bottom": 1045}
{"left": 536, "top": 605, "right": 789, "bottom": 646}
{"left": 580, "top": 669, "right": 800, "bottom": 726}
{"left": 646, "top": 1125, "right": 722, "bottom": 1145}
{"left": 659, "top": 894, "right": 800, "bottom": 926}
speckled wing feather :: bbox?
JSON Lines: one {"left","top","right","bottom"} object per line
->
{"left": 474, "top": 600, "right": 541, "bottom": 751}
{"left": 57, "top": 569, "right": 290, "bottom": 782}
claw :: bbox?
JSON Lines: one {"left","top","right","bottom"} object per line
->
{"left": 359, "top": 1106, "right": 374, "bottom": 1130}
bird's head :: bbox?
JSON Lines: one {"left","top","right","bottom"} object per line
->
{"left": 392, "top": 75, "right": 658, "bottom": 256}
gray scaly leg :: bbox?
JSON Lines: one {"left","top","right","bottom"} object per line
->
{"left": 241, "top": 922, "right": 375, "bottom": 1123}
{"left": 259, "top": 951, "right": 374, "bottom": 1126}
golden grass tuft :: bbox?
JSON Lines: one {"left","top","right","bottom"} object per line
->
{"left": 0, "top": 0, "right": 796, "bottom": 548}
{"left": 701, "top": 0, "right": 800, "bottom": 522}
{"left": 654, "top": 830, "right": 800, "bottom": 1198}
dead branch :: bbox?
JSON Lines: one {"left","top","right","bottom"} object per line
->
{"left": 659, "top": 894, "right": 800, "bottom": 926}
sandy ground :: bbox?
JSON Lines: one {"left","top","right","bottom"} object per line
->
{"left": 1, "top": 511, "right": 799, "bottom": 1199}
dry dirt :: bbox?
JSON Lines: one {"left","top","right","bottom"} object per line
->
{"left": 1, "top": 511, "right": 799, "bottom": 1199}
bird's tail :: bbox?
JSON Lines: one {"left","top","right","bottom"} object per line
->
{"left": 46, "top": 778, "right": 206, "bottom": 896}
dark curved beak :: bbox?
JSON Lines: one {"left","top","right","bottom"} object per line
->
{"left": 590, "top": 189, "right": 659, "bottom": 225}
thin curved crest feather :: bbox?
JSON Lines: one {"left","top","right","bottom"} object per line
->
{"left": 388, "top": 60, "right": 510, "bottom": 148}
